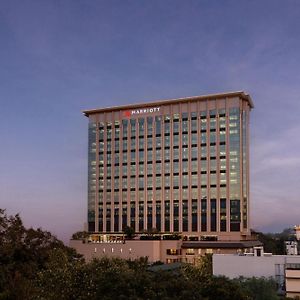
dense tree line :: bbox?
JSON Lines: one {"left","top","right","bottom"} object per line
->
{"left": 255, "top": 228, "right": 297, "bottom": 255}
{"left": 0, "top": 209, "right": 81, "bottom": 299}
{"left": 0, "top": 209, "right": 284, "bottom": 299}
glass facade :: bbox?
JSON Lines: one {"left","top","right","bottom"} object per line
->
{"left": 86, "top": 94, "right": 252, "bottom": 238}
{"left": 87, "top": 122, "right": 97, "bottom": 231}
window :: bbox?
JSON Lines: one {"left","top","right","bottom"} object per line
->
{"left": 138, "top": 164, "right": 144, "bottom": 175}
{"left": 166, "top": 249, "right": 180, "bottom": 255}
{"left": 182, "top": 119, "right": 188, "bottom": 132}
{"left": 156, "top": 136, "right": 162, "bottom": 148}
{"left": 182, "top": 175, "right": 188, "bottom": 187}
{"left": 182, "top": 160, "right": 188, "bottom": 173}
{"left": 130, "top": 119, "right": 136, "bottom": 136}
{"left": 147, "top": 190, "right": 153, "bottom": 201}
{"left": 173, "top": 135, "right": 179, "bottom": 146}
{"left": 210, "top": 145, "right": 216, "bottom": 157}
{"left": 173, "top": 200, "right": 179, "bottom": 231}
{"left": 173, "top": 148, "right": 179, "bottom": 160}
{"left": 200, "top": 132, "right": 206, "bottom": 144}
{"left": 147, "top": 177, "right": 153, "bottom": 188}
{"left": 210, "top": 132, "right": 216, "bottom": 144}
{"left": 192, "top": 199, "right": 197, "bottom": 232}
{"left": 201, "top": 199, "right": 207, "bottom": 231}
{"left": 147, "top": 150, "right": 153, "bottom": 162}
{"left": 147, "top": 117, "right": 153, "bottom": 135}
{"left": 156, "top": 162, "right": 162, "bottom": 174}
{"left": 165, "top": 162, "right": 170, "bottom": 174}
{"left": 186, "top": 249, "right": 195, "bottom": 255}
{"left": 173, "top": 120, "right": 179, "bottom": 133}
{"left": 156, "top": 149, "right": 161, "bottom": 161}
{"left": 191, "top": 133, "right": 197, "bottom": 145}
{"left": 164, "top": 118, "right": 170, "bottom": 133}
{"left": 164, "top": 148, "right": 170, "bottom": 161}
{"left": 155, "top": 116, "right": 161, "bottom": 136}
{"left": 138, "top": 177, "right": 144, "bottom": 189}
{"left": 147, "top": 137, "right": 152, "bottom": 149}
{"left": 201, "top": 118, "right": 207, "bottom": 131}
{"left": 130, "top": 151, "right": 136, "bottom": 162}
{"left": 164, "top": 135, "right": 170, "bottom": 147}
{"left": 191, "top": 188, "right": 198, "bottom": 199}
{"left": 139, "top": 190, "right": 144, "bottom": 201}
{"left": 138, "top": 118, "right": 144, "bottom": 136}
{"left": 173, "top": 175, "right": 179, "bottom": 187}
{"left": 182, "top": 148, "right": 188, "bottom": 159}
{"left": 164, "top": 175, "right": 170, "bottom": 187}
{"left": 139, "top": 150, "right": 144, "bottom": 161}
{"left": 210, "top": 118, "right": 216, "bottom": 130}
{"left": 147, "top": 164, "right": 153, "bottom": 175}
{"left": 220, "top": 199, "right": 227, "bottom": 231}
{"left": 139, "top": 138, "right": 144, "bottom": 149}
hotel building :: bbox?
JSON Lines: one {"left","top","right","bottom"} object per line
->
{"left": 83, "top": 91, "right": 254, "bottom": 242}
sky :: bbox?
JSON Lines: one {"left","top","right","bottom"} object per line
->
{"left": 0, "top": 0, "right": 300, "bottom": 243}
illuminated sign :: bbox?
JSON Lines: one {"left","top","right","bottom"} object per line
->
{"left": 123, "top": 107, "right": 160, "bottom": 117}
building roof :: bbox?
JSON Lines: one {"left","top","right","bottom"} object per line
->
{"left": 181, "top": 240, "right": 263, "bottom": 249}
{"left": 148, "top": 262, "right": 183, "bottom": 272}
{"left": 83, "top": 91, "right": 254, "bottom": 116}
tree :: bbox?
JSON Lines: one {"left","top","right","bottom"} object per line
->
{"left": 202, "top": 276, "right": 248, "bottom": 300}
{"left": 182, "top": 254, "right": 212, "bottom": 282}
{"left": 35, "top": 248, "right": 84, "bottom": 300}
{"left": 0, "top": 209, "right": 82, "bottom": 300}
{"left": 255, "top": 228, "right": 296, "bottom": 255}
{"left": 123, "top": 226, "right": 135, "bottom": 239}
{"left": 235, "top": 277, "right": 279, "bottom": 300}
{"left": 71, "top": 231, "right": 89, "bottom": 240}
{"left": 0, "top": 209, "right": 292, "bottom": 299}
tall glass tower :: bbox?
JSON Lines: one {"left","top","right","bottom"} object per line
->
{"left": 83, "top": 91, "right": 253, "bottom": 241}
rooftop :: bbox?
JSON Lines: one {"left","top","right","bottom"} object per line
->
{"left": 83, "top": 91, "right": 253, "bottom": 116}
{"left": 181, "top": 240, "right": 262, "bottom": 249}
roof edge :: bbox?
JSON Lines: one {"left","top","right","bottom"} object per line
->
{"left": 82, "top": 91, "right": 253, "bottom": 117}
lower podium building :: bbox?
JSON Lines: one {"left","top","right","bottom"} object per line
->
{"left": 70, "top": 91, "right": 261, "bottom": 263}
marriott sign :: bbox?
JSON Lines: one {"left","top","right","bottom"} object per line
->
{"left": 124, "top": 107, "right": 160, "bottom": 117}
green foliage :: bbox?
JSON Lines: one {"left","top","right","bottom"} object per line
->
{"left": 182, "top": 255, "right": 247, "bottom": 300}
{"left": 140, "top": 235, "right": 161, "bottom": 240}
{"left": 256, "top": 228, "right": 296, "bottom": 255}
{"left": 0, "top": 209, "right": 288, "bottom": 299}
{"left": 202, "top": 276, "right": 248, "bottom": 300}
{"left": 0, "top": 209, "right": 82, "bottom": 300}
{"left": 123, "top": 226, "right": 135, "bottom": 239}
{"left": 235, "top": 277, "right": 280, "bottom": 300}
{"left": 182, "top": 254, "right": 212, "bottom": 283}
{"left": 35, "top": 248, "right": 84, "bottom": 300}
{"left": 71, "top": 231, "right": 89, "bottom": 240}
{"left": 162, "top": 233, "right": 181, "bottom": 240}
{"left": 140, "top": 228, "right": 161, "bottom": 240}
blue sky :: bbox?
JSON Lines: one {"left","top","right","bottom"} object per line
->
{"left": 1, "top": 0, "right": 300, "bottom": 242}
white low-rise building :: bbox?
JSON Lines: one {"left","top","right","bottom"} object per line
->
{"left": 213, "top": 250, "right": 300, "bottom": 297}
{"left": 286, "top": 241, "right": 298, "bottom": 255}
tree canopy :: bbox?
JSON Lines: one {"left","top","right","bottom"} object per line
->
{"left": 255, "top": 228, "right": 297, "bottom": 254}
{"left": 0, "top": 209, "right": 283, "bottom": 299}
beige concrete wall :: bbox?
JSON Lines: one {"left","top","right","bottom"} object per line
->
{"left": 213, "top": 254, "right": 288, "bottom": 279}
{"left": 70, "top": 239, "right": 188, "bottom": 263}
{"left": 70, "top": 240, "right": 162, "bottom": 262}
{"left": 286, "top": 269, "right": 300, "bottom": 278}
{"left": 286, "top": 270, "right": 300, "bottom": 296}
{"left": 213, "top": 252, "right": 300, "bottom": 298}
{"left": 71, "top": 239, "right": 258, "bottom": 265}
{"left": 160, "top": 240, "right": 182, "bottom": 263}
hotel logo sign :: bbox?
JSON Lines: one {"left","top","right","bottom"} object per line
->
{"left": 123, "top": 107, "right": 160, "bottom": 117}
